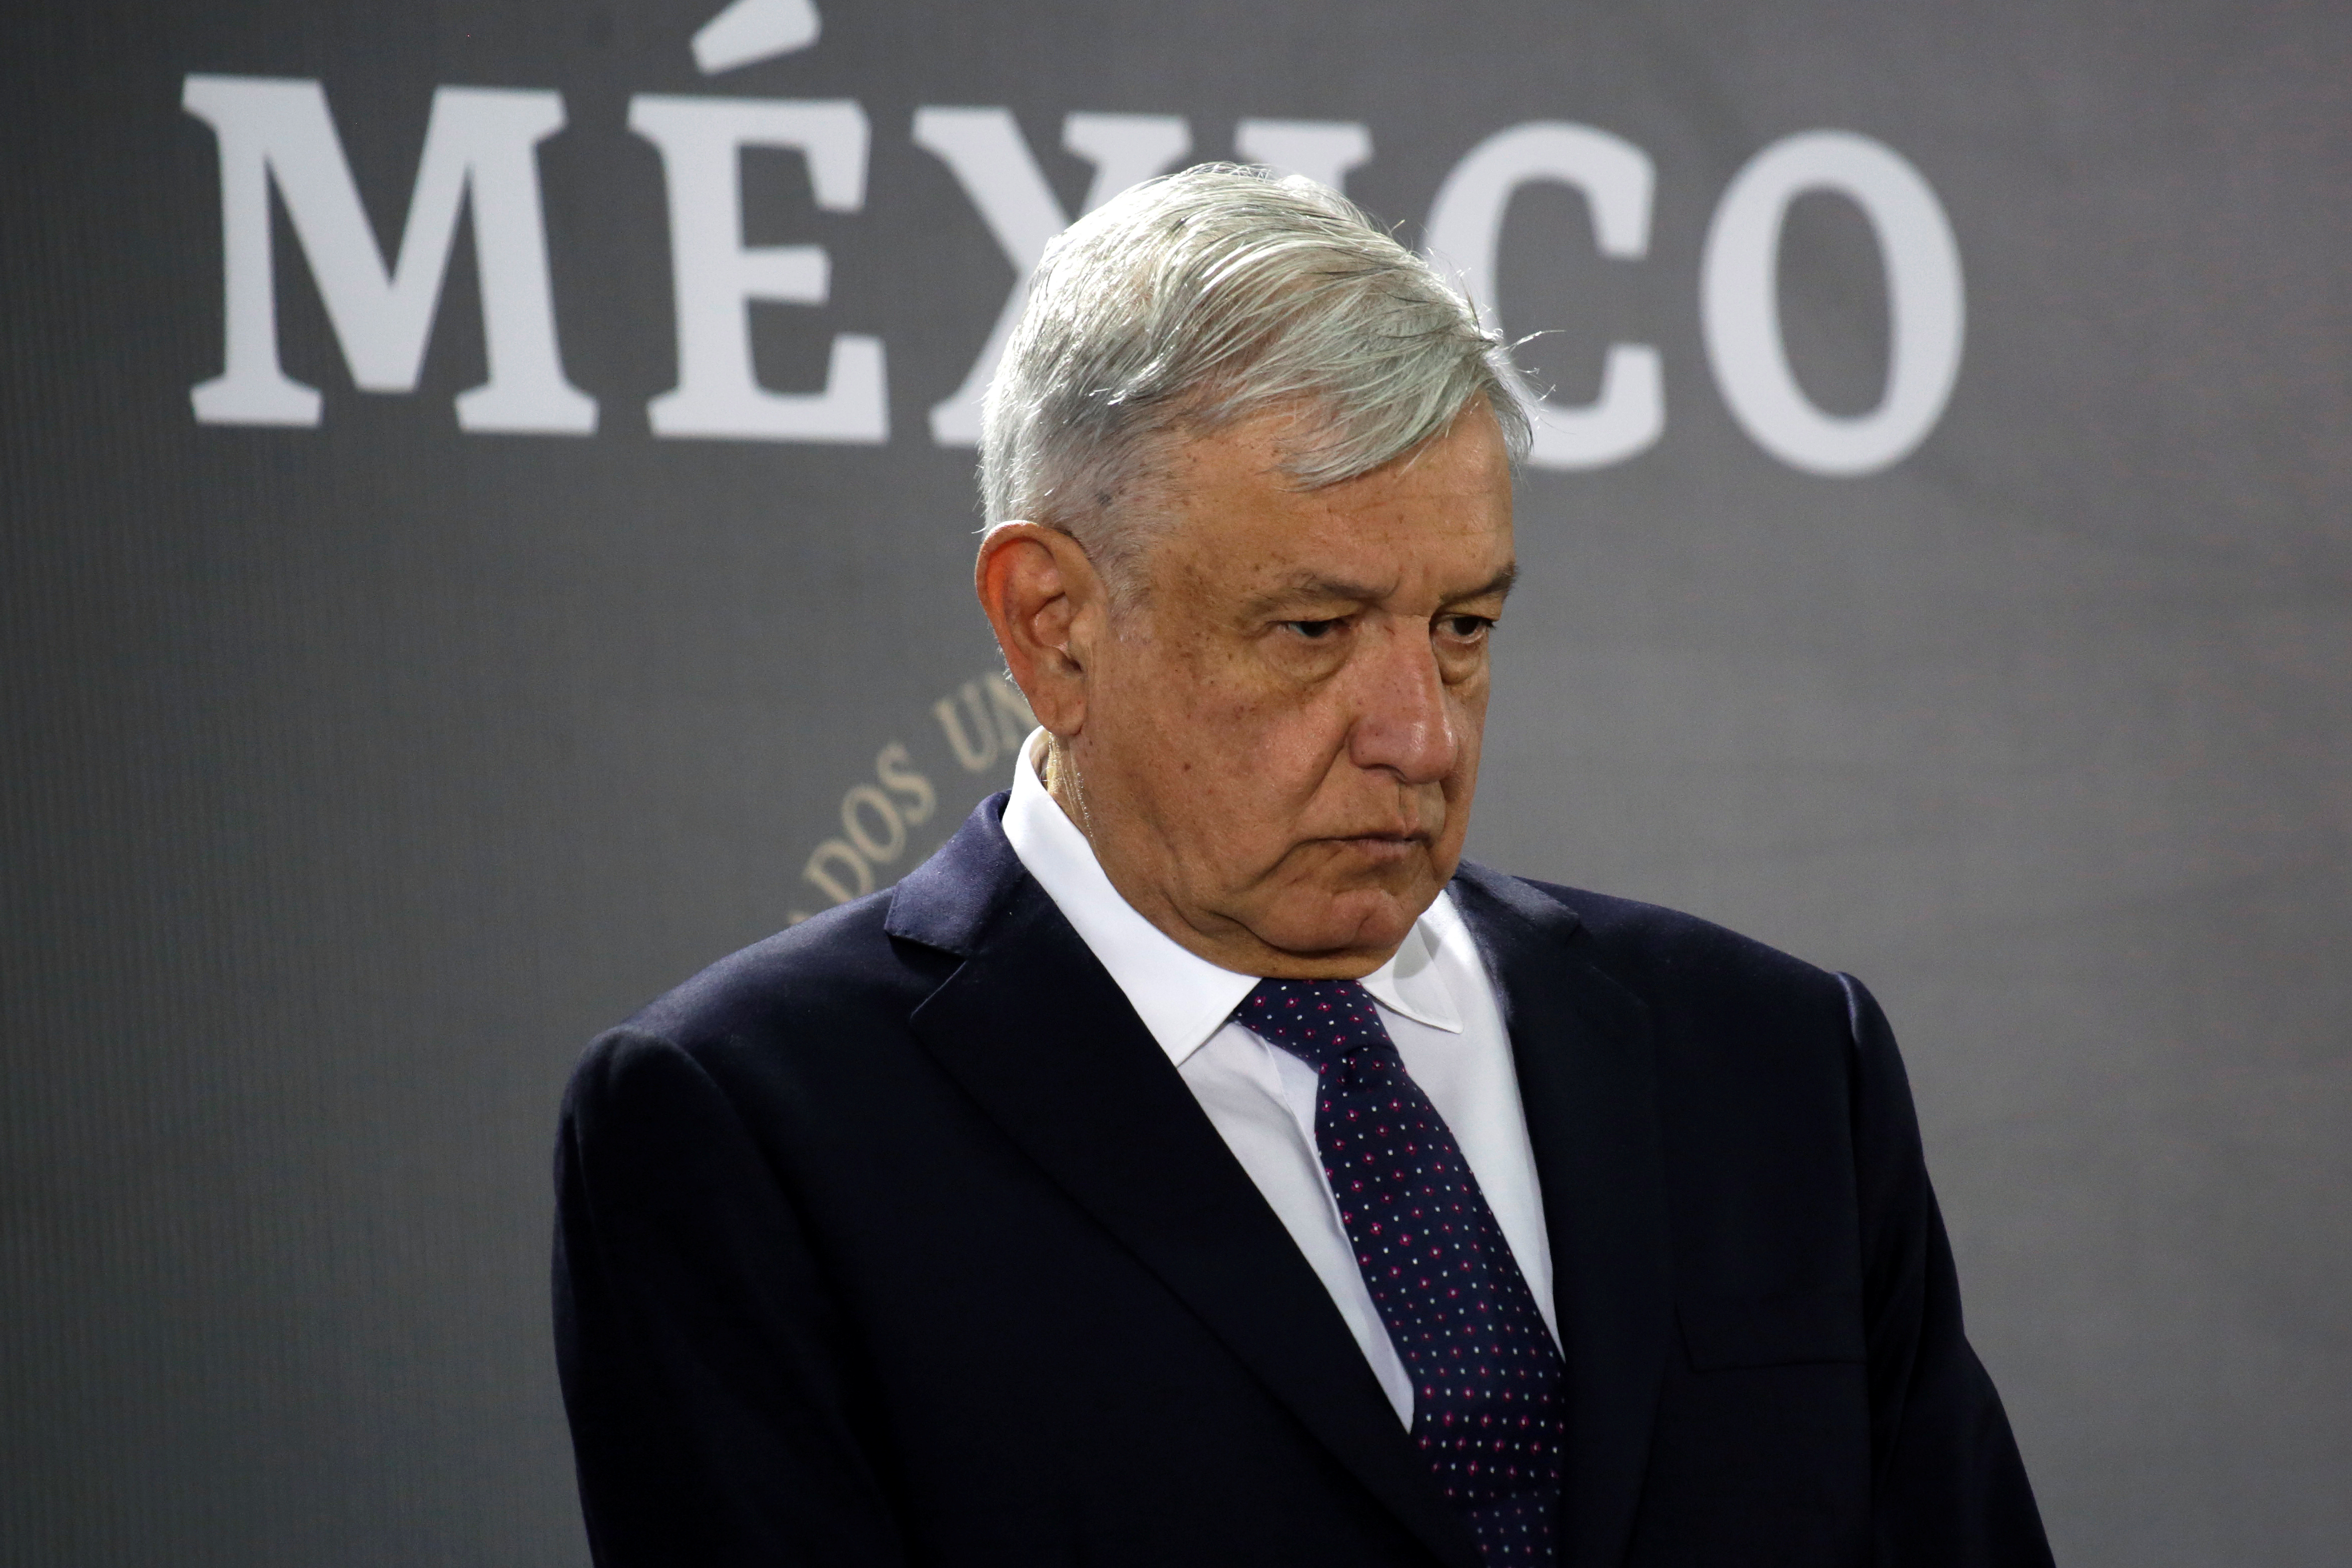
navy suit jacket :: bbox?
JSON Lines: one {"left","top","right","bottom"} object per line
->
{"left": 554, "top": 794, "right": 2052, "bottom": 1567}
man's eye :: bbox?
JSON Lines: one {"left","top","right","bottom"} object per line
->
{"left": 1438, "top": 615, "right": 1495, "bottom": 640}
{"left": 1284, "top": 618, "right": 1345, "bottom": 640}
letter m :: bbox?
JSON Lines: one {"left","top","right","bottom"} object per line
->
{"left": 182, "top": 75, "right": 595, "bottom": 432}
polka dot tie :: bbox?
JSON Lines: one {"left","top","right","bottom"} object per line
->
{"left": 1239, "top": 978, "right": 1564, "bottom": 1566}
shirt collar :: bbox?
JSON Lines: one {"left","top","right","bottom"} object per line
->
{"left": 1000, "top": 729, "right": 1462, "bottom": 1068}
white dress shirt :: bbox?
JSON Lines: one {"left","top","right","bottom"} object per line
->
{"left": 1000, "top": 731, "right": 1558, "bottom": 1425}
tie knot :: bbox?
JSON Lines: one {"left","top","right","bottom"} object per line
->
{"left": 1237, "top": 977, "right": 1393, "bottom": 1073}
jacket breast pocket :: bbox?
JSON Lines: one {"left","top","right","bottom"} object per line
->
{"left": 1677, "top": 1287, "right": 1866, "bottom": 1372}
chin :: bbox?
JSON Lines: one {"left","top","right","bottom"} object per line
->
{"left": 1263, "top": 884, "right": 1428, "bottom": 960}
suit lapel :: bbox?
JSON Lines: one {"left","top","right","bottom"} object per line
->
{"left": 888, "top": 800, "right": 1484, "bottom": 1568}
{"left": 1453, "top": 863, "right": 1672, "bottom": 1568}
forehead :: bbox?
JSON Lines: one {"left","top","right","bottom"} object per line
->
{"left": 1148, "top": 408, "right": 1516, "bottom": 596}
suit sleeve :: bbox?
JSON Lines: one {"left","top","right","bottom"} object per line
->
{"left": 553, "top": 1027, "right": 906, "bottom": 1567}
{"left": 1839, "top": 975, "right": 2056, "bottom": 1568}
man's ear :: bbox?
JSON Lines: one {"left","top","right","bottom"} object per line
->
{"left": 974, "top": 522, "right": 1107, "bottom": 738}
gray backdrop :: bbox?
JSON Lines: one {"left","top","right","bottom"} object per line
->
{"left": 3, "top": 2, "right": 2346, "bottom": 1563}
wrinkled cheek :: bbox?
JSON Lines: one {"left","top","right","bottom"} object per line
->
{"left": 1449, "top": 693, "right": 1488, "bottom": 778}
{"left": 1437, "top": 713, "right": 1485, "bottom": 845}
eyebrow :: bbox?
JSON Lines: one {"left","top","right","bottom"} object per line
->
{"left": 1467, "top": 563, "right": 1519, "bottom": 603}
{"left": 1243, "top": 562, "right": 1518, "bottom": 615}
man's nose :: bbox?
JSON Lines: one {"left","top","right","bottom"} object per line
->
{"left": 1346, "top": 624, "right": 1458, "bottom": 785}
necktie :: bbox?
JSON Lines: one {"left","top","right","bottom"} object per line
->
{"left": 1238, "top": 977, "right": 1565, "bottom": 1566}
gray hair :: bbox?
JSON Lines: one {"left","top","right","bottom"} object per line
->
{"left": 978, "top": 163, "right": 1529, "bottom": 595}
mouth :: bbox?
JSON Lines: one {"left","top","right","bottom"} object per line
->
{"left": 1326, "top": 832, "right": 1429, "bottom": 865}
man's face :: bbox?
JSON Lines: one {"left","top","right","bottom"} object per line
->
{"left": 1065, "top": 401, "right": 1516, "bottom": 978}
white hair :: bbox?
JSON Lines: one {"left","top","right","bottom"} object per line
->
{"left": 978, "top": 163, "right": 1530, "bottom": 595}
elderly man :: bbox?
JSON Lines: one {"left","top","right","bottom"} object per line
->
{"left": 554, "top": 167, "right": 2052, "bottom": 1568}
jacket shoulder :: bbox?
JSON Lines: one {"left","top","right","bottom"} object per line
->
{"left": 1505, "top": 875, "right": 1850, "bottom": 1022}
{"left": 577, "top": 891, "right": 949, "bottom": 1086}
{"left": 1489, "top": 878, "right": 1867, "bottom": 1183}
